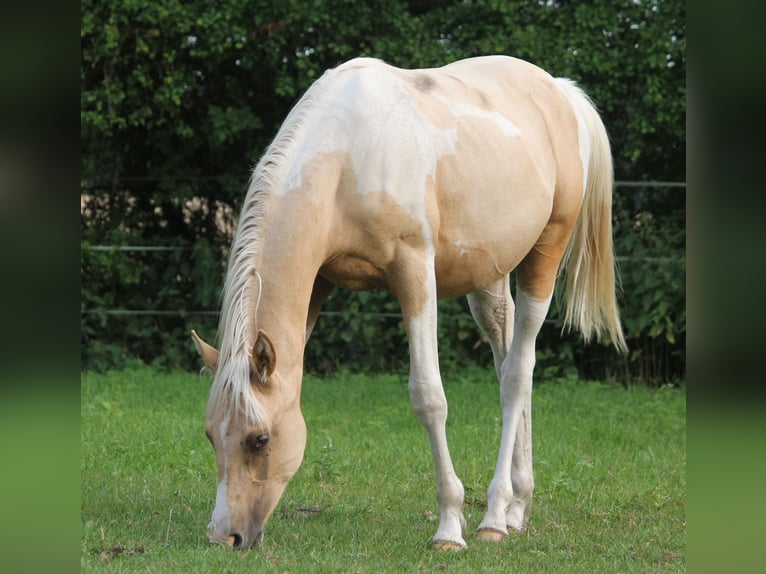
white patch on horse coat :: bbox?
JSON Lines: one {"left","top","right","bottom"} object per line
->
{"left": 452, "top": 239, "right": 468, "bottom": 255}
{"left": 431, "top": 91, "right": 522, "bottom": 138}
{"left": 406, "top": 276, "right": 467, "bottom": 548}
{"left": 555, "top": 78, "right": 591, "bottom": 195}
{"left": 208, "top": 476, "right": 229, "bottom": 541}
{"left": 208, "top": 413, "right": 232, "bottom": 541}
{"left": 281, "top": 62, "right": 460, "bottom": 253}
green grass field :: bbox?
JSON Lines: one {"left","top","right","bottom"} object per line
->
{"left": 81, "top": 369, "right": 685, "bottom": 572}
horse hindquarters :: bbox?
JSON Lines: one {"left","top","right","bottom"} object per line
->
{"left": 474, "top": 78, "right": 626, "bottom": 539}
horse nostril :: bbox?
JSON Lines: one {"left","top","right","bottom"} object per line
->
{"left": 230, "top": 532, "right": 244, "bottom": 548}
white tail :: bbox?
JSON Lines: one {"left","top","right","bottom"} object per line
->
{"left": 556, "top": 79, "right": 627, "bottom": 353}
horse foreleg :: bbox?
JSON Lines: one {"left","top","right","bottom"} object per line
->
{"left": 393, "top": 254, "right": 466, "bottom": 550}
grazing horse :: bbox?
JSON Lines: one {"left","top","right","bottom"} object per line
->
{"left": 191, "top": 55, "right": 626, "bottom": 551}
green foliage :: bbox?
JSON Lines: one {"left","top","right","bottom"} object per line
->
{"left": 81, "top": 369, "right": 686, "bottom": 571}
{"left": 80, "top": 242, "right": 222, "bottom": 370}
{"left": 81, "top": 1, "right": 685, "bottom": 383}
{"left": 611, "top": 186, "right": 685, "bottom": 381}
{"left": 305, "top": 290, "right": 408, "bottom": 373}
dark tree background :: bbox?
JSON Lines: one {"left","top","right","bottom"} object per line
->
{"left": 81, "top": 0, "right": 685, "bottom": 383}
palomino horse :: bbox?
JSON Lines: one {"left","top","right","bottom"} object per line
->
{"left": 191, "top": 55, "right": 626, "bottom": 551}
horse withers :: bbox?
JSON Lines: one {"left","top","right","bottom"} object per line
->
{"left": 192, "top": 55, "right": 626, "bottom": 551}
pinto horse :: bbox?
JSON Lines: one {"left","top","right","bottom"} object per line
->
{"left": 191, "top": 55, "right": 626, "bottom": 551}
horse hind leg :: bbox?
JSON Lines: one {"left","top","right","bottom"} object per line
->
{"left": 468, "top": 277, "right": 531, "bottom": 539}
{"left": 466, "top": 275, "right": 514, "bottom": 380}
{"left": 474, "top": 286, "right": 550, "bottom": 540}
{"left": 475, "top": 238, "right": 568, "bottom": 540}
{"left": 468, "top": 277, "right": 527, "bottom": 541}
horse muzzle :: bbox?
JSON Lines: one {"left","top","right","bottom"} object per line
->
{"left": 207, "top": 522, "right": 264, "bottom": 549}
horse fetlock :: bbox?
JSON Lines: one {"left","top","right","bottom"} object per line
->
{"left": 432, "top": 506, "right": 466, "bottom": 550}
{"left": 505, "top": 503, "right": 529, "bottom": 532}
{"left": 506, "top": 496, "right": 532, "bottom": 532}
{"left": 478, "top": 491, "right": 512, "bottom": 537}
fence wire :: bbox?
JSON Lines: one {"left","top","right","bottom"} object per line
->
{"left": 81, "top": 180, "right": 685, "bottom": 319}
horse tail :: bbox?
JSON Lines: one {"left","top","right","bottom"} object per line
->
{"left": 555, "top": 79, "right": 627, "bottom": 354}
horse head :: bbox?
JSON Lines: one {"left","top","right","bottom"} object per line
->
{"left": 192, "top": 330, "right": 307, "bottom": 549}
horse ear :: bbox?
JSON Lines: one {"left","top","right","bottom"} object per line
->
{"left": 252, "top": 330, "right": 276, "bottom": 383}
{"left": 191, "top": 330, "right": 219, "bottom": 373}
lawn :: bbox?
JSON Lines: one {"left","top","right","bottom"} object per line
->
{"left": 81, "top": 368, "right": 685, "bottom": 572}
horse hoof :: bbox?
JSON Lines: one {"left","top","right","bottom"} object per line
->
{"left": 475, "top": 528, "right": 508, "bottom": 542}
{"left": 432, "top": 539, "right": 467, "bottom": 551}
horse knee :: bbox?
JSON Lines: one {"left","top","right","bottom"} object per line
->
{"left": 409, "top": 378, "right": 447, "bottom": 424}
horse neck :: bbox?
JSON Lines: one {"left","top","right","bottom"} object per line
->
{"left": 237, "top": 135, "right": 344, "bottom": 374}
{"left": 250, "top": 197, "right": 329, "bottom": 370}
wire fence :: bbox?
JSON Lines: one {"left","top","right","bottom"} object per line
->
{"left": 81, "top": 180, "right": 685, "bottom": 318}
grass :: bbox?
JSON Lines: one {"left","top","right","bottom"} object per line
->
{"left": 81, "top": 368, "right": 685, "bottom": 572}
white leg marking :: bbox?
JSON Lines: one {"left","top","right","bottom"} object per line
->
{"left": 406, "top": 272, "right": 466, "bottom": 549}
{"left": 478, "top": 289, "right": 551, "bottom": 536}
{"left": 506, "top": 391, "right": 533, "bottom": 531}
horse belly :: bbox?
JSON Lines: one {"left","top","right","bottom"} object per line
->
{"left": 319, "top": 254, "right": 389, "bottom": 291}
{"left": 432, "top": 154, "right": 555, "bottom": 299}
{"left": 433, "top": 214, "right": 548, "bottom": 299}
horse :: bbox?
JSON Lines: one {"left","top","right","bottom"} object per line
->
{"left": 191, "top": 55, "right": 626, "bottom": 551}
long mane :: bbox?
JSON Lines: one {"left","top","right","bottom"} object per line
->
{"left": 205, "top": 66, "right": 337, "bottom": 426}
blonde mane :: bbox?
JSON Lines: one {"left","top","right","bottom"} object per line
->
{"left": 205, "top": 68, "right": 336, "bottom": 426}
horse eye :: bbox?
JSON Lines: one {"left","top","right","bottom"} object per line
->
{"left": 247, "top": 433, "right": 270, "bottom": 451}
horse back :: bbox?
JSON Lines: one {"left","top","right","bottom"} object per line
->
{"left": 293, "top": 57, "right": 585, "bottom": 297}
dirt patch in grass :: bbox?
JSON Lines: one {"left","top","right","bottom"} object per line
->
{"left": 99, "top": 545, "right": 147, "bottom": 563}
